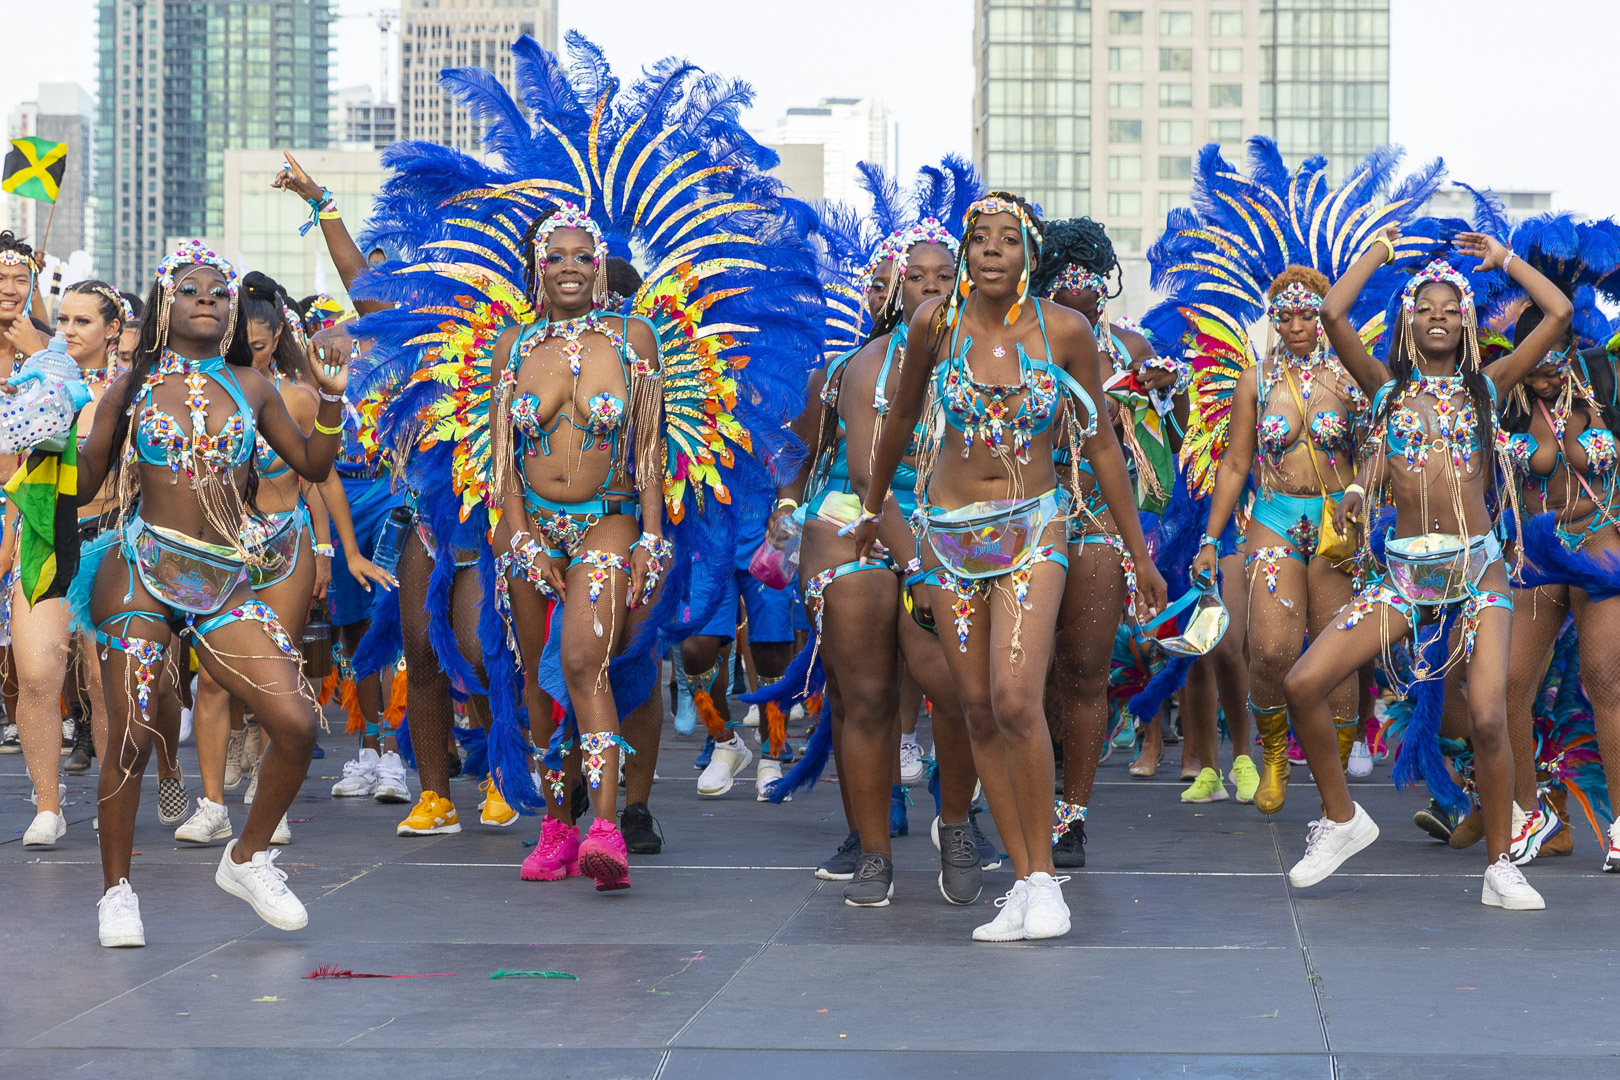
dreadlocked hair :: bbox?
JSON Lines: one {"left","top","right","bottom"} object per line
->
{"left": 1266, "top": 265, "right": 1331, "bottom": 302}
{"left": 241, "top": 271, "right": 308, "bottom": 380}
{"left": 104, "top": 274, "right": 261, "bottom": 521}
{"left": 929, "top": 190, "right": 1044, "bottom": 354}
{"left": 1031, "top": 216, "right": 1117, "bottom": 298}
{"left": 1370, "top": 280, "right": 1497, "bottom": 488}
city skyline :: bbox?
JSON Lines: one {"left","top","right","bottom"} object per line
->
{"left": 0, "top": 0, "right": 1614, "bottom": 274}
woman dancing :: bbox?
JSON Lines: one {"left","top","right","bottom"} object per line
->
{"left": 855, "top": 193, "right": 1166, "bottom": 941}
{"left": 1191, "top": 267, "right": 1363, "bottom": 810}
{"left": 4, "top": 280, "right": 125, "bottom": 847}
{"left": 781, "top": 160, "right": 990, "bottom": 906}
{"left": 82, "top": 242, "right": 347, "bottom": 946}
{"left": 174, "top": 271, "right": 336, "bottom": 848}
{"left": 1284, "top": 228, "right": 1568, "bottom": 909}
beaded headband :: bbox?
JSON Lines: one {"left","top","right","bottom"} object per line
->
{"left": 1402, "top": 259, "right": 1473, "bottom": 313}
{"left": 0, "top": 249, "right": 30, "bottom": 267}
{"left": 1047, "top": 264, "right": 1107, "bottom": 299}
{"left": 537, "top": 200, "right": 608, "bottom": 263}
{"left": 860, "top": 218, "right": 961, "bottom": 295}
{"left": 1536, "top": 343, "right": 1576, "bottom": 373}
{"left": 157, "top": 240, "right": 239, "bottom": 295}
{"left": 961, "top": 195, "right": 1042, "bottom": 327}
{"left": 281, "top": 301, "right": 309, "bottom": 351}
{"left": 1267, "top": 281, "right": 1324, "bottom": 324}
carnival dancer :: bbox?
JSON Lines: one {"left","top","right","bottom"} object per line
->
{"left": 853, "top": 193, "right": 1167, "bottom": 941}
{"left": 170, "top": 271, "right": 339, "bottom": 847}
{"left": 1146, "top": 139, "right": 1448, "bottom": 813}
{"left": 1285, "top": 226, "right": 1569, "bottom": 908}
{"left": 1492, "top": 211, "right": 1620, "bottom": 868}
{"left": 75, "top": 241, "right": 349, "bottom": 947}
{"left": 351, "top": 33, "right": 820, "bottom": 891}
{"left": 770, "top": 159, "right": 993, "bottom": 906}
{"left": 1, "top": 280, "right": 127, "bottom": 846}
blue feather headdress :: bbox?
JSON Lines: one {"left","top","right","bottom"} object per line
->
{"left": 347, "top": 33, "right": 824, "bottom": 811}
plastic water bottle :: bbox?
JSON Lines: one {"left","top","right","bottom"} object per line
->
{"left": 0, "top": 333, "right": 86, "bottom": 455}
{"left": 372, "top": 506, "right": 413, "bottom": 575}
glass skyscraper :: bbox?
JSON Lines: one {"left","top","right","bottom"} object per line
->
{"left": 96, "top": 0, "right": 333, "bottom": 290}
{"left": 973, "top": 1, "right": 1389, "bottom": 264}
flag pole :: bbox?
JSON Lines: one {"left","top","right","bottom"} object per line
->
{"left": 38, "top": 198, "right": 58, "bottom": 257}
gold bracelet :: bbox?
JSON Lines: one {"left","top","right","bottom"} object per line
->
{"left": 1369, "top": 236, "right": 1395, "bottom": 265}
{"left": 314, "top": 418, "right": 344, "bottom": 436}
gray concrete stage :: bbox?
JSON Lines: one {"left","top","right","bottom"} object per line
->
{"left": 2, "top": 713, "right": 1615, "bottom": 1080}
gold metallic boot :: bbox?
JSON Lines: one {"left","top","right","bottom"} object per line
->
{"left": 1252, "top": 702, "right": 1291, "bottom": 815}
{"left": 1336, "top": 720, "right": 1358, "bottom": 771}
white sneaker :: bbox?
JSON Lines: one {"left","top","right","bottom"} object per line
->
{"left": 1022, "top": 871, "right": 1073, "bottom": 939}
{"left": 1288, "top": 803, "right": 1379, "bottom": 888}
{"left": 97, "top": 879, "right": 145, "bottom": 947}
{"left": 899, "top": 739, "right": 926, "bottom": 785}
{"left": 373, "top": 751, "right": 411, "bottom": 804}
{"left": 243, "top": 757, "right": 260, "bottom": 805}
{"left": 223, "top": 727, "right": 247, "bottom": 791}
{"left": 1605, "top": 821, "right": 1620, "bottom": 873}
{"left": 178, "top": 706, "right": 194, "bottom": 746}
{"left": 332, "top": 748, "right": 381, "bottom": 797}
{"left": 23, "top": 810, "right": 66, "bottom": 847}
{"left": 697, "top": 735, "right": 752, "bottom": 797}
{"left": 972, "top": 880, "right": 1031, "bottom": 942}
{"left": 215, "top": 840, "right": 307, "bottom": 931}
{"left": 755, "top": 758, "right": 790, "bottom": 802}
{"left": 1482, "top": 853, "right": 1545, "bottom": 910}
{"left": 742, "top": 704, "right": 761, "bottom": 728}
{"left": 1347, "top": 739, "right": 1373, "bottom": 778}
{"left": 788, "top": 702, "right": 806, "bottom": 725}
{"left": 271, "top": 814, "right": 292, "bottom": 845}
{"left": 174, "top": 798, "right": 232, "bottom": 845}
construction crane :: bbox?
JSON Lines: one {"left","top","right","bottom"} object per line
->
{"left": 336, "top": 6, "right": 399, "bottom": 105}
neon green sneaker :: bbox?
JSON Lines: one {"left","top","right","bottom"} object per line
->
{"left": 1229, "top": 755, "right": 1260, "bottom": 804}
{"left": 1181, "top": 767, "right": 1228, "bottom": 804}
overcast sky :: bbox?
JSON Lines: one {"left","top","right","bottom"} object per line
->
{"left": 4, "top": 0, "right": 1614, "bottom": 221}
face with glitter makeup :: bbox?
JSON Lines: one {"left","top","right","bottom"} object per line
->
{"left": 539, "top": 227, "right": 598, "bottom": 318}
{"left": 966, "top": 211, "right": 1031, "bottom": 303}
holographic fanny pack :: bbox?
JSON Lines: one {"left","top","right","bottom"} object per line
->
{"left": 125, "top": 517, "right": 246, "bottom": 616}
{"left": 1385, "top": 531, "right": 1497, "bottom": 606}
{"left": 925, "top": 489, "right": 1068, "bottom": 580}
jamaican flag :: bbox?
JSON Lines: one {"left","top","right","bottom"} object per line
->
{"left": 2, "top": 137, "right": 67, "bottom": 204}
{"left": 3, "top": 425, "right": 79, "bottom": 606}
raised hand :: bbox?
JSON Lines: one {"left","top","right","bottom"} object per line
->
{"left": 1455, "top": 231, "right": 1511, "bottom": 272}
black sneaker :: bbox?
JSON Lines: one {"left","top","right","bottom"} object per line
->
{"left": 937, "top": 819, "right": 983, "bottom": 905}
{"left": 620, "top": 801, "right": 663, "bottom": 854}
{"left": 843, "top": 852, "right": 894, "bottom": 907}
{"left": 61, "top": 711, "right": 76, "bottom": 755}
{"left": 570, "top": 779, "right": 590, "bottom": 822}
{"left": 0, "top": 722, "right": 18, "bottom": 753}
{"left": 970, "top": 805, "right": 1002, "bottom": 870}
{"left": 65, "top": 717, "right": 94, "bottom": 775}
{"left": 815, "top": 830, "right": 862, "bottom": 881}
{"left": 1053, "top": 819, "right": 1087, "bottom": 869}
{"left": 1413, "top": 799, "right": 1457, "bottom": 843}
{"left": 446, "top": 749, "right": 463, "bottom": 780}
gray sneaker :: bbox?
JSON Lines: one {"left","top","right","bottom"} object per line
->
{"left": 843, "top": 852, "right": 894, "bottom": 908}
{"left": 815, "top": 830, "right": 862, "bottom": 881}
{"left": 937, "top": 819, "right": 983, "bottom": 905}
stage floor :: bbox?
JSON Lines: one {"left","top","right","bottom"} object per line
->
{"left": 2, "top": 707, "right": 1613, "bottom": 1080}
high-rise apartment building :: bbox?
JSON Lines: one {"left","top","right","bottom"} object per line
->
{"left": 5, "top": 84, "right": 97, "bottom": 260}
{"left": 332, "top": 84, "right": 398, "bottom": 151}
{"left": 95, "top": 0, "right": 333, "bottom": 291}
{"left": 760, "top": 97, "right": 899, "bottom": 208}
{"left": 397, "top": 0, "right": 558, "bottom": 155}
{"left": 974, "top": 1, "right": 1388, "bottom": 269}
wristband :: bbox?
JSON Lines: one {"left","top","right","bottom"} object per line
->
{"left": 1199, "top": 533, "right": 1219, "bottom": 550}
{"left": 1343, "top": 483, "right": 1365, "bottom": 498}
{"left": 1369, "top": 236, "right": 1395, "bottom": 265}
{"left": 312, "top": 543, "right": 335, "bottom": 557}
{"left": 317, "top": 388, "right": 345, "bottom": 404}
{"left": 775, "top": 498, "right": 799, "bottom": 512}
{"left": 314, "top": 418, "right": 344, "bottom": 436}
{"left": 904, "top": 556, "right": 922, "bottom": 575}
{"left": 836, "top": 509, "right": 881, "bottom": 537}
{"left": 299, "top": 187, "right": 335, "bottom": 236}
{"left": 1501, "top": 252, "right": 1515, "bottom": 273}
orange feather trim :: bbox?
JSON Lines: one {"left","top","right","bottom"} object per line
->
{"left": 340, "top": 677, "right": 366, "bottom": 735}
{"left": 765, "top": 702, "right": 787, "bottom": 758}
{"left": 318, "top": 669, "right": 339, "bottom": 707}
{"left": 694, "top": 689, "right": 728, "bottom": 738}
{"left": 382, "top": 662, "right": 408, "bottom": 730}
